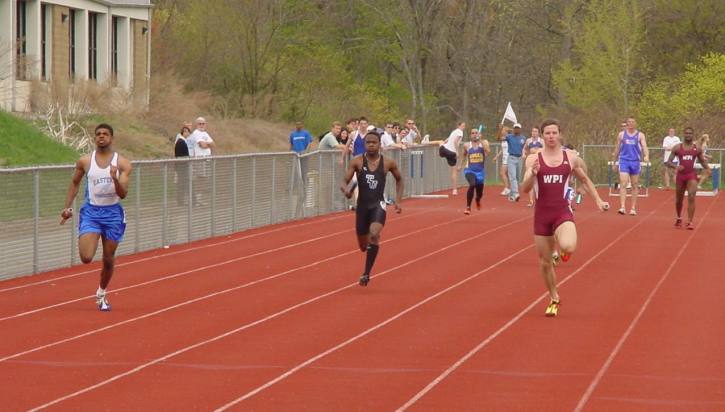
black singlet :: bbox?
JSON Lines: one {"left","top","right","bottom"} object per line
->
{"left": 356, "top": 154, "right": 386, "bottom": 208}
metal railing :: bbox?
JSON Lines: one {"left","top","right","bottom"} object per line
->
{"left": 0, "top": 144, "right": 479, "bottom": 280}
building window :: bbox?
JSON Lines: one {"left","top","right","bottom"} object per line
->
{"left": 111, "top": 16, "right": 119, "bottom": 82}
{"left": 89, "top": 13, "right": 98, "bottom": 80}
{"left": 41, "top": 4, "right": 48, "bottom": 80}
{"left": 15, "top": 0, "right": 28, "bottom": 80}
{"left": 68, "top": 10, "right": 76, "bottom": 79}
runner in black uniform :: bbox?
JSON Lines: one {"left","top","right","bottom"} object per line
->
{"left": 341, "top": 131, "right": 404, "bottom": 286}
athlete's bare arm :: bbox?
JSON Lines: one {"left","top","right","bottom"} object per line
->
{"left": 482, "top": 140, "right": 491, "bottom": 156}
{"left": 340, "top": 156, "right": 361, "bottom": 198}
{"left": 386, "top": 158, "right": 404, "bottom": 213}
{"left": 60, "top": 156, "right": 90, "bottom": 224}
{"left": 570, "top": 153, "right": 609, "bottom": 211}
{"left": 696, "top": 148, "right": 711, "bottom": 175}
{"left": 520, "top": 154, "right": 539, "bottom": 195}
{"left": 611, "top": 132, "right": 623, "bottom": 171}
{"left": 523, "top": 138, "right": 532, "bottom": 157}
{"left": 639, "top": 132, "right": 650, "bottom": 163}
{"left": 110, "top": 155, "right": 132, "bottom": 199}
{"left": 666, "top": 144, "right": 682, "bottom": 170}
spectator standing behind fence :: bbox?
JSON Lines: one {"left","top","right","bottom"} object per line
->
{"left": 188, "top": 117, "right": 215, "bottom": 157}
{"left": 174, "top": 125, "right": 192, "bottom": 206}
{"left": 319, "top": 121, "right": 345, "bottom": 151}
{"left": 439, "top": 121, "right": 466, "bottom": 195}
{"left": 320, "top": 121, "right": 346, "bottom": 168}
{"left": 402, "top": 119, "right": 419, "bottom": 146}
{"left": 391, "top": 122, "right": 401, "bottom": 143}
{"left": 348, "top": 117, "right": 369, "bottom": 157}
{"left": 344, "top": 117, "right": 370, "bottom": 208}
{"left": 524, "top": 127, "right": 543, "bottom": 207}
{"left": 290, "top": 121, "right": 314, "bottom": 195}
{"left": 187, "top": 117, "right": 215, "bottom": 206}
{"left": 697, "top": 133, "right": 712, "bottom": 189}
{"left": 382, "top": 123, "right": 406, "bottom": 150}
{"left": 290, "top": 121, "right": 313, "bottom": 154}
{"left": 493, "top": 127, "right": 511, "bottom": 196}
{"left": 661, "top": 127, "right": 680, "bottom": 190}
{"left": 338, "top": 127, "right": 350, "bottom": 146}
{"left": 502, "top": 123, "right": 526, "bottom": 202}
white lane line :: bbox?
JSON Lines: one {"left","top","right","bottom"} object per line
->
{"left": 28, "top": 215, "right": 531, "bottom": 411}
{"left": 573, "top": 198, "right": 718, "bottom": 412}
{"left": 0, "top": 213, "right": 352, "bottom": 293}
{"left": 397, "top": 203, "right": 666, "bottom": 411}
{"left": 0, "top": 211, "right": 475, "bottom": 363}
{"left": 215, "top": 244, "right": 535, "bottom": 411}
{"left": 0, "top": 209, "right": 435, "bottom": 321}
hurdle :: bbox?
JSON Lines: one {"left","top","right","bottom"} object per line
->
{"left": 607, "top": 161, "right": 651, "bottom": 197}
{"left": 409, "top": 149, "right": 448, "bottom": 199}
{"left": 696, "top": 163, "right": 720, "bottom": 196}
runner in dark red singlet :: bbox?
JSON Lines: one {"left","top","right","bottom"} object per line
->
{"left": 521, "top": 119, "right": 609, "bottom": 317}
{"left": 666, "top": 127, "right": 710, "bottom": 230}
{"left": 341, "top": 131, "right": 404, "bottom": 286}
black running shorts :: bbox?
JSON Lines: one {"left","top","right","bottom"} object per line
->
{"left": 355, "top": 202, "right": 387, "bottom": 235}
{"left": 439, "top": 146, "right": 458, "bottom": 167}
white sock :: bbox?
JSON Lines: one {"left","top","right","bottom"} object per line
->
{"left": 96, "top": 287, "right": 106, "bottom": 297}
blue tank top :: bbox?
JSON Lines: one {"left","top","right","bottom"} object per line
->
{"left": 466, "top": 145, "right": 485, "bottom": 173}
{"left": 619, "top": 130, "right": 641, "bottom": 161}
{"left": 352, "top": 132, "right": 366, "bottom": 156}
{"left": 528, "top": 138, "right": 543, "bottom": 150}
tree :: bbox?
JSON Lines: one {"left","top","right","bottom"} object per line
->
{"left": 637, "top": 53, "right": 725, "bottom": 138}
{"left": 553, "top": 0, "right": 647, "bottom": 114}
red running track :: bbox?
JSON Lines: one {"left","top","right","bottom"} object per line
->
{"left": 1, "top": 187, "right": 723, "bottom": 411}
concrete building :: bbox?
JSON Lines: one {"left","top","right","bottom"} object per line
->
{"left": 0, "top": 0, "right": 152, "bottom": 112}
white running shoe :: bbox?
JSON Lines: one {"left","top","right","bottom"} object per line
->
{"left": 98, "top": 297, "right": 111, "bottom": 311}
{"left": 500, "top": 188, "right": 511, "bottom": 196}
{"left": 96, "top": 292, "right": 111, "bottom": 311}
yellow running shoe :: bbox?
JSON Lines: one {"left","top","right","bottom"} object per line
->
{"left": 545, "top": 299, "right": 560, "bottom": 317}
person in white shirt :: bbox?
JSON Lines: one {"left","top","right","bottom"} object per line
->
{"left": 188, "top": 117, "right": 215, "bottom": 157}
{"left": 381, "top": 123, "right": 406, "bottom": 150}
{"left": 439, "top": 121, "right": 466, "bottom": 195}
{"left": 402, "top": 119, "right": 419, "bottom": 145}
{"left": 187, "top": 117, "right": 216, "bottom": 206}
{"left": 493, "top": 126, "right": 511, "bottom": 195}
{"left": 661, "top": 127, "right": 680, "bottom": 190}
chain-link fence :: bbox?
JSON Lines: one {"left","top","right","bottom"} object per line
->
{"left": 1, "top": 144, "right": 496, "bottom": 280}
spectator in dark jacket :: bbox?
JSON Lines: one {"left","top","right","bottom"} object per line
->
{"left": 174, "top": 126, "right": 191, "bottom": 205}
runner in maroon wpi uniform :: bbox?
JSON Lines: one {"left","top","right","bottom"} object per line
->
{"left": 665, "top": 127, "right": 710, "bottom": 230}
{"left": 521, "top": 119, "right": 609, "bottom": 317}
{"left": 341, "top": 131, "right": 404, "bottom": 286}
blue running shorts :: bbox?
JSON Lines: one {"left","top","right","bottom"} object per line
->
{"left": 464, "top": 169, "right": 485, "bottom": 184}
{"left": 618, "top": 159, "right": 641, "bottom": 175}
{"left": 79, "top": 203, "right": 127, "bottom": 243}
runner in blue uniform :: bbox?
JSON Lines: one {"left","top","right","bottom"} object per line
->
{"left": 60, "top": 124, "right": 132, "bottom": 311}
{"left": 341, "top": 131, "right": 404, "bottom": 286}
{"left": 462, "top": 128, "right": 491, "bottom": 214}
{"left": 611, "top": 117, "right": 649, "bottom": 215}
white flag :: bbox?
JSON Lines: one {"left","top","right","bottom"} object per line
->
{"left": 501, "top": 102, "right": 518, "bottom": 125}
